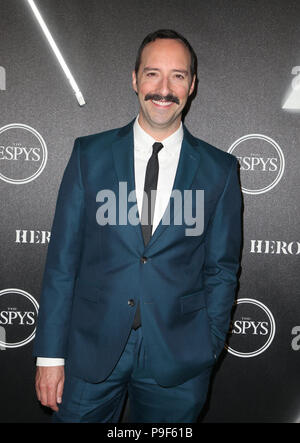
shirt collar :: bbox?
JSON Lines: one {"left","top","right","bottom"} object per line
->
{"left": 133, "top": 115, "right": 183, "bottom": 157}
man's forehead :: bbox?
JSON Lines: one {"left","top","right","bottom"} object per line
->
{"left": 139, "top": 39, "right": 191, "bottom": 68}
{"left": 142, "top": 39, "right": 190, "bottom": 58}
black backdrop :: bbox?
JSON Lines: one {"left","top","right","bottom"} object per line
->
{"left": 0, "top": 0, "right": 299, "bottom": 423}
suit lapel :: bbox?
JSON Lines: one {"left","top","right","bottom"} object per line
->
{"left": 111, "top": 119, "right": 145, "bottom": 248}
{"left": 111, "top": 120, "right": 202, "bottom": 252}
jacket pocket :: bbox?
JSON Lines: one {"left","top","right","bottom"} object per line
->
{"left": 180, "top": 289, "right": 206, "bottom": 314}
{"left": 74, "top": 279, "right": 101, "bottom": 303}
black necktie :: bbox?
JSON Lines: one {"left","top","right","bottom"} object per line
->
{"left": 132, "top": 142, "right": 164, "bottom": 330}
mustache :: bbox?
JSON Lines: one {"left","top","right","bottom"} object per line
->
{"left": 145, "top": 93, "right": 180, "bottom": 105}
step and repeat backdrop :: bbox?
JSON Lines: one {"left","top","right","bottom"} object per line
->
{"left": 0, "top": 0, "right": 299, "bottom": 423}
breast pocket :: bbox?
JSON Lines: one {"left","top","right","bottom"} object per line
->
{"left": 180, "top": 289, "right": 206, "bottom": 314}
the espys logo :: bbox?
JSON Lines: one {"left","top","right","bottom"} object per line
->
{"left": 226, "top": 298, "right": 276, "bottom": 358}
{"left": 0, "top": 123, "right": 48, "bottom": 184}
{"left": 228, "top": 134, "right": 285, "bottom": 195}
{"left": 0, "top": 288, "right": 39, "bottom": 349}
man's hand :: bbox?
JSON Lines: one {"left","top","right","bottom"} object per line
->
{"left": 35, "top": 366, "right": 65, "bottom": 412}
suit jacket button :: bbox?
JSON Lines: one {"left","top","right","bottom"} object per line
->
{"left": 128, "top": 299, "right": 135, "bottom": 307}
{"left": 141, "top": 256, "right": 147, "bottom": 264}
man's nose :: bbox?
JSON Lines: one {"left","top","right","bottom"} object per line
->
{"left": 157, "top": 76, "right": 172, "bottom": 97}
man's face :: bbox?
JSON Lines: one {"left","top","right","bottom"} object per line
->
{"left": 132, "top": 38, "right": 196, "bottom": 131}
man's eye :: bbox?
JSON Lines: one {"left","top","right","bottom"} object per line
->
{"left": 175, "top": 74, "right": 184, "bottom": 79}
{"left": 146, "top": 72, "right": 156, "bottom": 77}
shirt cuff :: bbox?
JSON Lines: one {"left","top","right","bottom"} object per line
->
{"left": 36, "top": 357, "right": 65, "bottom": 366}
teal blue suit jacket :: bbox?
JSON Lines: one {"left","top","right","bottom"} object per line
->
{"left": 33, "top": 119, "right": 242, "bottom": 386}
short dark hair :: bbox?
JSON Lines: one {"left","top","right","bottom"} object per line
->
{"left": 134, "top": 29, "right": 197, "bottom": 79}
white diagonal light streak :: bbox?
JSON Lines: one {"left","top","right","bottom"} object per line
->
{"left": 26, "top": 0, "right": 86, "bottom": 106}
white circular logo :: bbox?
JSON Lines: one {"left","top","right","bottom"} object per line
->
{"left": 0, "top": 123, "right": 48, "bottom": 184}
{"left": 226, "top": 298, "right": 276, "bottom": 358}
{"left": 0, "top": 288, "right": 39, "bottom": 349}
{"left": 228, "top": 134, "right": 285, "bottom": 195}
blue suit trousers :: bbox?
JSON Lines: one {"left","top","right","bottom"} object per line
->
{"left": 53, "top": 327, "right": 212, "bottom": 423}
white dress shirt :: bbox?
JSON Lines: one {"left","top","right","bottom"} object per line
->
{"left": 37, "top": 116, "right": 183, "bottom": 367}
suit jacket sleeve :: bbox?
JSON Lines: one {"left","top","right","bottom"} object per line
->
{"left": 33, "top": 138, "right": 85, "bottom": 358}
{"left": 204, "top": 156, "right": 242, "bottom": 359}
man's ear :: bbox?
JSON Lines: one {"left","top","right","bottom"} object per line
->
{"left": 132, "top": 70, "right": 138, "bottom": 93}
{"left": 189, "top": 74, "right": 196, "bottom": 96}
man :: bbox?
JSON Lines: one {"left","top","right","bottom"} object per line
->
{"left": 34, "top": 29, "right": 242, "bottom": 423}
